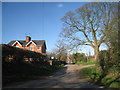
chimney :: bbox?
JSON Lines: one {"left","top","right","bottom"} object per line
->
{"left": 26, "top": 36, "right": 31, "bottom": 42}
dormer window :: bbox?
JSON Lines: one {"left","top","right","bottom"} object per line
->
{"left": 37, "top": 45, "right": 41, "bottom": 50}
{"left": 30, "top": 46, "right": 34, "bottom": 51}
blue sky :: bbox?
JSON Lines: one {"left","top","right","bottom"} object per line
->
{"left": 2, "top": 2, "right": 86, "bottom": 51}
{"left": 2, "top": 2, "right": 107, "bottom": 55}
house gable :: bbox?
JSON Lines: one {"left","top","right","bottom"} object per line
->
{"left": 14, "top": 43, "right": 21, "bottom": 48}
{"left": 12, "top": 40, "right": 22, "bottom": 47}
{"left": 25, "top": 40, "right": 37, "bottom": 47}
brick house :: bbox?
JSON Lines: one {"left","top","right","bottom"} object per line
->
{"left": 8, "top": 36, "right": 47, "bottom": 54}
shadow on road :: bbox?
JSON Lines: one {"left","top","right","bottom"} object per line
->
{"left": 53, "top": 66, "right": 68, "bottom": 77}
{"left": 3, "top": 64, "right": 102, "bottom": 88}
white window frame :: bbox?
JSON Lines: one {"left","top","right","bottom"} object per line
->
{"left": 30, "top": 46, "right": 34, "bottom": 51}
{"left": 37, "top": 45, "right": 41, "bottom": 50}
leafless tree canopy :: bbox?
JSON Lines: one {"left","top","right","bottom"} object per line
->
{"left": 60, "top": 2, "right": 119, "bottom": 61}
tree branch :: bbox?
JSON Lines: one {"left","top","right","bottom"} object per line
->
{"left": 90, "top": 20, "right": 97, "bottom": 45}
{"left": 82, "top": 31, "right": 94, "bottom": 48}
{"left": 98, "top": 34, "right": 105, "bottom": 46}
{"left": 72, "top": 25, "right": 95, "bottom": 48}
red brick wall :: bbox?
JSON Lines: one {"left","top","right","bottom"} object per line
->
{"left": 14, "top": 43, "right": 46, "bottom": 54}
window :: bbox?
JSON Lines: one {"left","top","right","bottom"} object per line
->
{"left": 16, "top": 46, "right": 19, "bottom": 48}
{"left": 30, "top": 46, "right": 34, "bottom": 51}
{"left": 37, "top": 45, "right": 41, "bottom": 50}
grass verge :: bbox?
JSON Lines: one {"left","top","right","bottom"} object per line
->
{"left": 75, "top": 62, "right": 96, "bottom": 65}
{"left": 79, "top": 66, "right": 120, "bottom": 88}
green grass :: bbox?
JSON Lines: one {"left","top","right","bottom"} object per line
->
{"left": 75, "top": 62, "right": 96, "bottom": 65}
{"left": 80, "top": 66, "right": 97, "bottom": 78}
{"left": 80, "top": 66, "right": 120, "bottom": 88}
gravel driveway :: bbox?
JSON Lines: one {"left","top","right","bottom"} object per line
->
{"left": 4, "top": 64, "right": 102, "bottom": 88}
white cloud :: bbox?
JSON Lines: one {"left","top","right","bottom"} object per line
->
{"left": 57, "top": 4, "right": 63, "bottom": 7}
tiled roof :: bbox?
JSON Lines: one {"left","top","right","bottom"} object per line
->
{"left": 7, "top": 40, "right": 16, "bottom": 46}
{"left": 8, "top": 40, "right": 46, "bottom": 48}
{"left": 33, "top": 40, "right": 45, "bottom": 46}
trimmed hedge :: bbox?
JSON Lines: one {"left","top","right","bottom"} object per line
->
{"left": 2, "top": 44, "right": 66, "bottom": 86}
{"left": 2, "top": 44, "right": 50, "bottom": 72}
{"left": 2, "top": 44, "right": 48, "bottom": 85}
{"left": 2, "top": 44, "right": 48, "bottom": 63}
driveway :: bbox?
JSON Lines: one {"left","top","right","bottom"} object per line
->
{"left": 4, "top": 64, "right": 102, "bottom": 88}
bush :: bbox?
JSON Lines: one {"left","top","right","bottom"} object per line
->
{"left": 71, "top": 53, "right": 87, "bottom": 63}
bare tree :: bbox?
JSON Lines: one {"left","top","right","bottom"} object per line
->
{"left": 55, "top": 40, "right": 68, "bottom": 61}
{"left": 60, "top": 2, "right": 118, "bottom": 61}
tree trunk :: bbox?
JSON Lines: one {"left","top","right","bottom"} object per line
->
{"left": 94, "top": 46, "right": 99, "bottom": 61}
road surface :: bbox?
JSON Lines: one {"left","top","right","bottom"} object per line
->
{"left": 4, "top": 64, "right": 104, "bottom": 88}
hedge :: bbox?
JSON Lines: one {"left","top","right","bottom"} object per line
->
{"left": 2, "top": 44, "right": 49, "bottom": 84}
{"left": 2, "top": 44, "right": 66, "bottom": 86}
{"left": 2, "top": 44, "right": 49, "bottom": 64}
